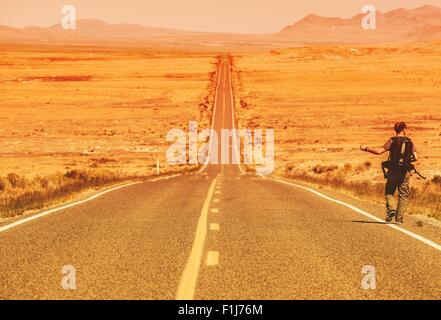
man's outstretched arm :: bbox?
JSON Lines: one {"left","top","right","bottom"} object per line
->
{"left": 360, "top": 145, "right": 387, "bottom": 155}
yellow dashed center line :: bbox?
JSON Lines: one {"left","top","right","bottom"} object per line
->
{"left": 176, "top": 175, "right": 219, "bottom": 300}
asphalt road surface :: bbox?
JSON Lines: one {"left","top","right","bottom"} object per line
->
{"left": 0, "top": 58, "right": 440, "bottom": 300}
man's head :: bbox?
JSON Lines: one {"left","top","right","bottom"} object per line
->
{"left": 394, "top": 121, "right": 407, "bottom": 135}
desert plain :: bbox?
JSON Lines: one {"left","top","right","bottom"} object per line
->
{"left": 1, "top": 40, "right": 441, "bottom": 219}
{"left": 232, "top": 42, "right": 441, "bottom": 219}
{"left": 0, "top": 44, "right": 217, "bottom": 216}
{"left": 0, "top": 44, "right": 217, "bottom": 176}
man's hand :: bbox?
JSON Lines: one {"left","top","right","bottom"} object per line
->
{"left": 360, "top": 144, "right": 368, "bottom": 152}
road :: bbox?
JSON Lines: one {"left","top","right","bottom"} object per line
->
{"left": 0, "top": 57, "right": 440, "bottom": 300}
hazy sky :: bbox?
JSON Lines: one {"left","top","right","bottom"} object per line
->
{"left": 1, "top": 0, "right": 441, "bottom": 33}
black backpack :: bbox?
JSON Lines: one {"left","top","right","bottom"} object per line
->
{"left": 388, "top": 136, "right": 414, "bottom": 171}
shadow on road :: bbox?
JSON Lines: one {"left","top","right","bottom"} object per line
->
{"left": 351, "top": 220, "right": 390, "bottom": 225}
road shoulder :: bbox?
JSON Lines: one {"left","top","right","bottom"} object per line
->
{"left": 268, "top": 175, "right": 441, "bottom": 248}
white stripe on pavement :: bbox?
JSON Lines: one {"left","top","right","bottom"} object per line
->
{"left": 227, "top": 59, "right": 246, "bottom": 175}
{"left": 265, "top": 176, "right": 441, "bottom": 252}
{"left": 0, "top": 174, "right": 182, "bottom": 234}
{"left": 199, "top": 58, "right": 223, "bottom": 174}
{"left": 0, "top": 182, "right": 142, "bottom": 234}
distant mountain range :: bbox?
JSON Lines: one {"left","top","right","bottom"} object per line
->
{"left": 1, "top": 5, "right": 441, "bottom": 48}
{"left": 275, "top": 5, "right": 441, "bottom": 44}
{"left": 0, "top": 19, "right": 267, "bottom": 50}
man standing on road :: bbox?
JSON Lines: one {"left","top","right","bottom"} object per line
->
{"left": 360, "top": 122, "right": 418, "bottom": 224}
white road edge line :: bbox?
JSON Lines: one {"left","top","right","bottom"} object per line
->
{"left": 263, "top": 176, "right": 441, "bottom": 252}
{"left": 0, "top": 173, "right": 182, "bottom": 234}
{"left": 228, "top": 58, "right": 246, "bottom": 175}
{"left": 222, "top": 61, "right": 226, "bottom": 127}
{"left": 176, "top": 175, "right": 219, "bottom": 300}
{"left": 199, "top": 58, "right": 223, "bottom": 174}
{"left": 149, "top": 173, "right": 182, "bottom": 182}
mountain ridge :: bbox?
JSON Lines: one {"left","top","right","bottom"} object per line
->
{"left": 1, "top": 5, "right": 441, "bottom": 48}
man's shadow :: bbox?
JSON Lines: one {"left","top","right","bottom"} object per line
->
{"left": 351, "top": 220, "right": 390, "bottom": 225}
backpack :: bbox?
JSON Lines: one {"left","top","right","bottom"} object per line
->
{"left": 388, "top": 136, "right": 414, "bottom": 171}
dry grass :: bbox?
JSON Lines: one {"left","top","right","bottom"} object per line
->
{"left": 285, "top": 163, "right": 441, "bottom": 219}
{"left": 233, "top": 42, "right": 441, "bottom": 219}
{"left": 0, "top": 169, "right": 131, "bottom": 217}
{"left": 0, "top": 165, "right": 197, "bottom": 218}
